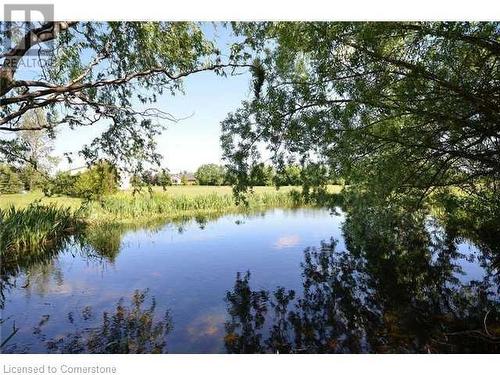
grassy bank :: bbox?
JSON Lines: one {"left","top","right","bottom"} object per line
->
{"left": 0, "top": 186, "right": 305, "bottom": 210}
{"left": 0, "top": 204, "right": 83, "bottom": 254}
{"left": 84, "top": 189, "right": 303, "bottom": 223}
{"left": 0, "top": 186, "right": 342, "bottom": 252}
{"left": 1, "top": 185, "right": 342, "bottom": 220}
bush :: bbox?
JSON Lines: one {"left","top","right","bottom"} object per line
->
{"left": 44, "top": 161, "right": 118, "bottom": 200}
{"left": 74, "top": 161, "right": 118, "bottom": 200}
{"left": 195, "top": 164, "right": 225, "bottom": 186}
{"left": 43, "top": 172, "right": 77, "bottom": 197}
{"left": 156, "top": 170, "right": 172, "bottom": 190}
{"left": 0, "top": 164, "right": 23, "bottom": 194}
{"left": 274, "top": 165, "right": 302, "bottom": 186}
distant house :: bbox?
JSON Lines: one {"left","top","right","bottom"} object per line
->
{"left": 171, "top": 172, "right": 196, "bottom": 185}
{"left": 171, "top": 174, "right": 181, "bottom": 185}
{"left": 183, "top": 173, "right": 196, "bottom": 184}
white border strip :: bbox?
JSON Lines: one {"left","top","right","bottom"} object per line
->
{"left": 0, "top": 0, "right": 499, "bottom": 21}
{"left": 1, "top": 354, "right": 500, "bottom": 375}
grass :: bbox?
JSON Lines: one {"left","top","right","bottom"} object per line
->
{"left": 0, "top": 204, "right": 84, "bottom": 253}
{"left": 0, "top": 185, "right": 342, "bottom": 211}
{"left": 84, "top": 189, "right": 303, "bottom": 223}
{"left": 0, "top": 190, "right": 82, "bottom": 210}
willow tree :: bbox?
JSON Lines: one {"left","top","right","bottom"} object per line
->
{"left": 222, "top": 22, "right": 500, "bottom": 208}
{"left": 0, "top": 22, "right": 250, "bottom": 174}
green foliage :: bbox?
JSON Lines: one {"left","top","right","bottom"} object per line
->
{"left": 156, "top": 170, "right": 172, "bottom": 190}
{"left": 45, "top": 161, "right": 118, "bottom": 200}
{"left": 249, "top": 163, "right": 275, "bottom": 186}
{"left": 129, "top": 173, "right": 144, "bottom": 192}
{"left": 74, "top": 161, "right": 119, "bottom": 200}
{"left": 274, "top": 165, "right": 302, "bottom": 186}
{"left": 0, "top": 164, "right": 23, "bottom": 194}
{"left": 136, "top": 169, "right": 173, "bottom": 189}
{"left": 1, "top": 22, "right": 227, "bottom": 174}
{"left": 0, "top": 204, "right": 83, "bottom": 253}
{"left": 223, "top": 22, "right": 500, "bottom": 209}
{"left": 195, "top": 164, "right": 226, "bottom": 186}
{"left": 84, "top": 189, "right": 304, "bottom": 222}
{"left": 43, "top": 172, "right": 76, "bottom": 197}
{"left": 19, "top": 165, "right": 47, "bottom": 191}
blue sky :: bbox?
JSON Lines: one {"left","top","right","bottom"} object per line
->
{"left": 49, "top": 23, "right": 253, "bottom": 173}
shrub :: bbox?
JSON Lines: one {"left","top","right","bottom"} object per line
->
{"left": 156, "top": 170, "right": 172, "bottom": 190}
{"left": 274, "top": 165, "right": 302, "bottom": 186}
{"left": 43, "top": 171, "right": 77, "bottom": 197}
{"left": 195, "top": 164, "right": 226, "bottom": 186}
{"left": 44, "top": 161, "right": 118, "bottom": 199}
{"left": 74, "top": 161, "right": 118, "bottom": 200}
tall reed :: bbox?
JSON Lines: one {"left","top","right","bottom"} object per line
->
{"left": 0, "top": 204, "right": 84, "bottom": 254}
{"left": 85, "top": 190, "right": 304, "bottom": 222}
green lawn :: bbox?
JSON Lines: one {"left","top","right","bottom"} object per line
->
{"left": 0, "top": 185, "right": 343, "bottom": 211}
{"left": 0, "top": 190, "right": 83, "bottom": 210}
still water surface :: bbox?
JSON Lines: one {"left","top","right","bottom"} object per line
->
{"left": 1, "top": 208, "right": 498, "bottom": 353}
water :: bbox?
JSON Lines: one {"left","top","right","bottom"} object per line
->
{"left": 1, "top": 208, "right": 499, "bottom": 353}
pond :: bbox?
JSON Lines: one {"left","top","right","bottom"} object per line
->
{"left": 1, "top": 207, "right": 499, "bottom": 353}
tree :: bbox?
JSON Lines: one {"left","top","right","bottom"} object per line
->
{"left": 18, "top": 165, "right": 46, "bottom": 191}
{"left": 180, "top": 174, "right": 189, "bottom": 186}
{"left": 14, "top": 109, "right": 58, "bottom": 190}
{"left": 249, "top": 163, "right": 275, "bottom": 186}
{"left": 156, "top": 169, "right": 172, "bottom": 190}
{"left": 44, "top": 161, "right": 118, "bottom": 199}
{"left": 1, "top": 22, "right": 253, "bottom": 174}
{"left": 141, "top": 170, "right": 156, "bottom": 185}
{"left": 129, "top": 173, "right": 144, "bottom": 193}
{"left": 17, "top": 109, "right": 57, "bottom": 169}
{"left": 222, "top": 22, "right": 500, "bottom": 208}
{"left": 274, "top": 165, "right": 302, "bottom": 186}
{"left": 74, "top": 161, "right": 119, "bottom": 200}
{"left": 195, "top": 164, "right": 226, "bottom": 185}
{"left": 0, "top": 164, "right": 23, "bottom": 194}
{"left": 43, "top": 171, "right": 77, "bottom": 197}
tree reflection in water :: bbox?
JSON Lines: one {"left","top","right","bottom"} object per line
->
{"left": 41, "top": 289, "right": 173, "bottom": 353}
{"left": 224, "top": 208, "right": 500, "bottom": 353}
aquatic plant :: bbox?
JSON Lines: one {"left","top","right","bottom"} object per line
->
{"left": 0, "top": 203, "right": 84, "bottom": 254}
{"left": 84, "top": 190, "right": 305, "bottom": 222}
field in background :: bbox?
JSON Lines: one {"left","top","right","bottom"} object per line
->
{"left": 0, "top": 190, "right": 82, "bottom": 210}
{"left": 0, "top": 185, "right": 343, "bottom": 211}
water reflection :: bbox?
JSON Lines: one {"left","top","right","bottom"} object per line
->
{"left": 4, "top": 289, "right": 172, "bottom": 354}
{"left": 1, "top": 206, "right": 499, "bottom": 353}
{"left": 224, "top": 208, "right": 500, "bottom": 353}
{"left": 0, "top": 214, "right": 225, "bottom": 309}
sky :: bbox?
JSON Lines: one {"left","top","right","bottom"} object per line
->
{"left": 53, "top": 66, "right": 252, "bottom": 173}
{"left": 15, "top": 23, "right": 253, "bottom": 173}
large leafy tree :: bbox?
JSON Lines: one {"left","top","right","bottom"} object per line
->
{"left": 222, "top": 22, "right": 500, "bottom": 207}
{"left": 195, "top": 163, "right": 226, "bottom": 185}
{"left": 0, "top": 22, "right": 251, "bottom": 174}
{"left": 15, "top": 109, "right": 58, "bottom": 190}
